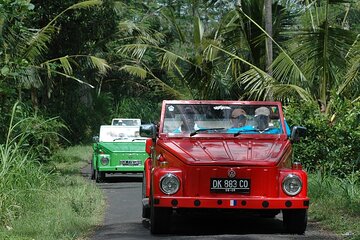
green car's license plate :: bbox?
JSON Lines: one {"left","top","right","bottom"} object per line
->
{"left": 120, "top": 160, "right": 142, "bottom": 166}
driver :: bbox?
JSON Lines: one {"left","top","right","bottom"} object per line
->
{"left": 231, "top": 108, "right": 247, "bottom": 128}
{"left": 174, "top": 107, "right": 200, "bottom": 133}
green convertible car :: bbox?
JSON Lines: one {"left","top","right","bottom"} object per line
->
{"left": 91, "top": 120, "right": 148, "bottom": 182}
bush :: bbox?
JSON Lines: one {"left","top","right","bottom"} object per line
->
{"left": 285, "top": 99, "right": 360, "bottom": 177}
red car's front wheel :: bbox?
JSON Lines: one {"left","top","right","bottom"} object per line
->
{"left": 150, "top": 204, "right": 172, "bottom": 234}
{"left": 283, "top": 209, "right": 308, "bottom": 234}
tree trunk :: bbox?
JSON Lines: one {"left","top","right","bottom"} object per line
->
{"left": 265, "top": 0, "right": 273, "bottom": 76}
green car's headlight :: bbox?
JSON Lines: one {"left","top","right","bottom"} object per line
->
{"left": 100, "top": 156, "right": 110, "bottom": 166}
{"left": 282, "top": 174, "right": 302, "bottom": 196}
{"left": 160, "top": 173, "right": 180, "bottom": 195}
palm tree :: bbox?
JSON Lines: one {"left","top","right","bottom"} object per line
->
{"left": 118, "top": 0, "right": 292, "bottom": 100}
{"left": 0, "top": 0, "right": 110, "bottom": 110}
{"left": 241, "top": 0, "right": 359, "bottom": 114}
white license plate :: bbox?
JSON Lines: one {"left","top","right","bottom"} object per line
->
{"left": 210, "top": 178, "right": 250, "bottom": 193}
{"left": 120, "top": 160, "right": 142, "bottom": 166}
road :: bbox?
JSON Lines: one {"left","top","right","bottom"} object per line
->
{"left": 82, "top": 168, "right": 341, "bottom": 240}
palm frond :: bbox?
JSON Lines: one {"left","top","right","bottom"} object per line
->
{"left": 120, "top": 65, "right": 147, "bottom": 79}
{"left": 239, "top": 68, "right": 273, "bottom": 100}
{"left": 161, "top": 51, "right": 183, "bottom": 76}
{"left": 238, "top": 8, "right": 308, "bottom": 83}
{"left": 23, "top": 26, "right": 55, "bottom": 61}
{"left": 119, "top": 43, "right": 148, "bottom": 60}
{"left": 271, "top": 84, "right": 314, "bottom": 102}
{"left": 59, "top": 56, "right": 73, "bottom": 75}
{"left": 68, "top": 0, "right": 103, "bottom": 10}
{"left": 118, "top": 20, "right": 163, "bottom": 45}
{"left": 89, "top": 56, "right": 110, "bottom": 74}
{"left": 43, "top": 68, "right": 94, "bottom": 88}
{"left": 272, "top": 52, "right": 309, "bottom": 86}
{"left": 338, "top": 36, "right": 360, "bottom": 96}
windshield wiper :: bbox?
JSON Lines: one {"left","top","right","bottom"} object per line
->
{"left": 190, "top": 128, "right": 225, "bottom": 137}
{"left": 234, "top": 128, "right": 261, "bottom": 137}
{"left": 113, "top": 137, "right": 127, "bottom": 141}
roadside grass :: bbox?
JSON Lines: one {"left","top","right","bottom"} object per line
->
{"left": 0, "top": 145, "right": 105, "bottom": 240}
{"left": 308, "top": 171, "right": 360, "bottom": 239}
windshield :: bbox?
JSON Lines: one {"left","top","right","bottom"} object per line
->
{"left": 99, "top": 125, "right": 143, "bottom": 142}
{"left": 162, "top": 103, "right": 287, "bottom": 136}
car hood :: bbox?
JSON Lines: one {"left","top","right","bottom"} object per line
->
{"left": 98, "top": 141, "right": 146, "bottom": 153}
{"left": 158, "top": 138, "right": 290, "bottom": 166}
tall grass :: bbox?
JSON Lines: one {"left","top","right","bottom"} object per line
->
{"left": 0, "top": 103, "right": 53, "bottom": 227}
{"left": 308, "top": 170, "right": 360, "bottom": 239}
{"left": 0, "top": 104, "right": 104, "bottom": 239}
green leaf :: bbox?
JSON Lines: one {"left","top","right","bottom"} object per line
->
{"left": 1, "top": 66, "right": 10, "bottom": 76}
{"left": 194, "top": 16, "right": 204, "bottom": 49}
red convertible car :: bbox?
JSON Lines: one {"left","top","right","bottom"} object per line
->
{"left": 140, "top": 100, "right": 308, "bottom": 234}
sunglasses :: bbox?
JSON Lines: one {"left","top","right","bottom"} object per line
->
{"left": 232, "top": 115, "right": 246, "bottom": 120}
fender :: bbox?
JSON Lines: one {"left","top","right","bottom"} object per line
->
{"left": 144, "top": 157, "right": 152, "bottom": 198}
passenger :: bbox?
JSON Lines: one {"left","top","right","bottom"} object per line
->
{"left": 231, "top": 108, "right": 247, "bottom": 128}
{"left": 254, "top": 107, "right": 271, "bottom": 131}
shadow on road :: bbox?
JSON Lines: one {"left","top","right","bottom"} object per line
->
{"left": 102, "top": 174, "right": 143, "bottom": 183}
{"left": 142, "top": 212, "right": 285, "bottom": 236}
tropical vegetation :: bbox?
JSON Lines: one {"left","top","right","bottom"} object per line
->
{"left": 0, "top": 0, "right": 359, "bottom": 239}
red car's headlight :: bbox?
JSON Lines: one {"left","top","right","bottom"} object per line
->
{"left": 282, "top": 174, "right": 302, "bottom": 196}
{"left": 160, "top": 173, "right": 180, "bottom": 195}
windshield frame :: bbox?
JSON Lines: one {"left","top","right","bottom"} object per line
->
{"left": 158, "top": 100, "right": 288, "bottom": 138}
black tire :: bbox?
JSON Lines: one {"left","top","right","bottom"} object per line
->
{"left": 150, "top": 205, "right": 172, "bottom": 234}
{"left": 142, "top": 203, "right": 150, "bottom": 219}
{"left": 260, "top": 210, "right": 279, "bottom": 218}
{"left": 142, "top": 174, "right": 150, "bottom": 218}
{"left": 95, "top": 170, "right": 105, "bottom": 183}
{"left": 90, "top": 161, "right": 95, "bottom": 180}
{"left": 282, "top": 209, "right": 308, "bottom": 234}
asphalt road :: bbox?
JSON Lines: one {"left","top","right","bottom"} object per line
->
{"left": 82, "top": 166, "right": 341, "bottom": 240}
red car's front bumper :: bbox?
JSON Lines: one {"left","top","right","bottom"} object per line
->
{"left": 151, "top": 196, "right": 309, "bottom": 209}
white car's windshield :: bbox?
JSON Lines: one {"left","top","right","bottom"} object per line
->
{"left": 162, "top": 103, "right": 287, "bottom": 136}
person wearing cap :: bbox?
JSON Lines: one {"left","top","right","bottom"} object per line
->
{"left": 254, "top": 106, "right": 271, "bottom": 131}
{"left": 231, "top": 108, "right": 247, "bottom": 128}
{"left": 173, "top": 107, "right": 201, "bottom": 133}
{"left": 227, "top": 106, "right": 291, "bottom": 135}
{"left": 254, "top": 106, "right": 291, "bottom": 135}
{"left": 227, "top": 108, "right": 254, "bottom": 133}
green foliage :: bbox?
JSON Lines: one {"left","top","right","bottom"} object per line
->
{"left": 113, "top": 97, "right": 161, "bottom": 124}
{"left": 285, "top": 99, "right": 360, "bottom": 177}
{"left": 59, "top": 92, "right": 113, "bottom": 144}
{"left": 0, "top": 136, "right": 104, "bottom": 240}
{"left": 5, "top": 102, "right": 68, "bottom": 162}
{"left": 308, "top": 171, "right": 360, "bottom": 238}
{"left": 0, "top": 103, "right": 53, "bottom": 227}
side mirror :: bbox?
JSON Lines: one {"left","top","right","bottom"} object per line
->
{"left": 290, "top": 126, "right": 307, "bottom": 142}
{"left": 140, "top": 124, "right": 157, "bottom": 140}
{"left": 92, "top": 135, "right": 99, "bottom": 142}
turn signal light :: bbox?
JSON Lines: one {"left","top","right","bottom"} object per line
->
{"left": 292, "top": 162, "right": 302, "bottom": 170}
{"left": 157, "top": 154, "right": 168, "bottom": 168}
{"left": 157, "top": 154, "right": 166, "bottom": 162}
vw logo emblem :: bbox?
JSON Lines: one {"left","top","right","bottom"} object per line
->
{"left": 228, "top": 169, "right": 236, "bottom": 178}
